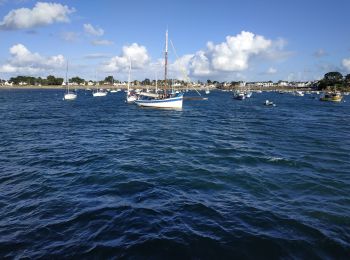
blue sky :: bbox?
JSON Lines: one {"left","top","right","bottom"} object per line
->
{"left": 0, "top": 0, "right": 350, "bottom": 82}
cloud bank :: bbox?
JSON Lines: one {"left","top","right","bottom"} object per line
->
{"left": 0, "top": 44, "right": 65, "bottom": 74}
{"left": 102, "top": 43, "right": 150, "bottom": 72}
{"left": 0, "top": 2, "right": 75, "bottom": 30}
{"left": 171, "top": 31, "right": 288, "bottom": 79}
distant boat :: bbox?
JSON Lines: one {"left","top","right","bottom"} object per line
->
{"left": 93, "top": 85, "right": 107, "bottom": 97}
{"left": 264, "top": 100, "right": 276, "bottom": 106}
{"left": 110, "top": 89, "right": 118, "bottom": 93}
{"left": 320, "top": 92, "right": 343, "bottom": 102}
{"left": 245, "top": 91, "right": 252, "bottom": 98}
{"left": 126, "top": 59, "right": 137, "bottom": 103}
{"left": 205, "top": 86, "right": 210, "bottom": 94}
{"left": 63, "top": 61, "right": 77, "bottom": 100}
{"left": 93, "top": 90, "right": 107, "bottom": 97}
{"left": 233, "top": 91, "right": 245, "bottom": 100}
{"left": 295, "top": 91, "right": 304, "bottom": 96}
{"left": 135, "top": 30, "right": 183, "bottom": 109}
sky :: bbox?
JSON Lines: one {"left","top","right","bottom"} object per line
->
{"left": 0, "top": 0, "right": 350, "bottom": 82}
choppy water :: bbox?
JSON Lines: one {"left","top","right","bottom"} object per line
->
{"left": 0, "top": 89, "right": 349, "bottom": 258}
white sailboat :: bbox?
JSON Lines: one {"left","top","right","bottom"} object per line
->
{"left": 93, "top": 73, "right": 107, "bottom": 97}
{"left": 63, "top": 61, "right": 77, "bottom": 100}
{"left": 135, "top": 30, "right": 183, "bottom": 109}
{"left": 205, "top": 86, "right": 210, "bottom": 94}
{"left": 126, "top": 58, "right": 137, "bottom": 103}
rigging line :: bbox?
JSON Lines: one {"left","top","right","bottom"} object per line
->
{"left": 170, "top": 39, "right": 201, "bottom": 96}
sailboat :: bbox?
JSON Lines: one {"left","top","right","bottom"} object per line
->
{"left": 126, "top": 58, "right": 137, "bottom": 103}
{"left": 63, "top": 61, "right": 77, "bottom": 100}
{"left": 92, "top": 73, "right": 107, "bottom": 97}
{"left": 135, "top": 30, "right": 183, "bottom": 109}
{"left": 205, "top": 85, "right": 210, "bottom": 94}
{"left": 110, "top": 77, "right": 118, "bottom": 93}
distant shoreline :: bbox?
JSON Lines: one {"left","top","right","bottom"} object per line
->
{"left": 0, "top": 85, "right": 316, "bottom": 91}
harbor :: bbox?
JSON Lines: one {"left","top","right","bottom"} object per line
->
{"left": 0, "top": 88, "right": 349, "bottom": 258}
{"left": 1, "top": 0, "right": 350, "bottom": 258}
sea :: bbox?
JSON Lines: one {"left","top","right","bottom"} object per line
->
{"left": 0, "top": 89, "right": 349, "bottom": 259}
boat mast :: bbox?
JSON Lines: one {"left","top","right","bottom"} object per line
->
{"left": 128, "top": 58, "right": 131, "bottom": 93}
{"left": 66, "top": 60, "right": 69, "bottom": 93}
{"left": 164, "top": 29, "right": 168, "bottom": 96}
{"left": 155, "top": 71, "right": 158, "bottom": 93}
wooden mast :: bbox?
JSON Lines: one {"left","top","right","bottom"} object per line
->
{"left": 164, "top": 29, "right": 168, "bottom": 96}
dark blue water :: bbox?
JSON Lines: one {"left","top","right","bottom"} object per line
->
{"left": 0, "top": 89, "right": 349, "bottom": 258}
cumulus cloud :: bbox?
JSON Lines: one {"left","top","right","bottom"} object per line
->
{"left": 0, "top": 44, "right": 65, "bottom": 74}
{"left": 101, "top": 43, "right": 150, "bottom": 72}
{"left": 0, "top": 2, "right": 75, "bottom": 30}
{"left": 83, "top": 23, "right": 104, "bottom": 36}
{"left": 342, "top": 58, "right": 350, "bottom": 72}
{"left": 91, "top": 39, "right": 114, "bottom": 46}
{"left": 172, "top": 31, "right": 289, "bottom": 79}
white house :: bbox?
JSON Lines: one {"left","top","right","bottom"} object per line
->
{"left": 278, "top": 81, "right": 289, "bottom": 87}
{"left": 4, "top": 81, "right": 13, "bottom": 86}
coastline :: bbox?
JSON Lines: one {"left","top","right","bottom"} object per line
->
{"left": 0, "top": 85, "right": 316, "bottom": 91}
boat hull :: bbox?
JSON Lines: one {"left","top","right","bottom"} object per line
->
{"left": 93, "top": 92, "right": 107, "bottom": 97}
{"left": 135, "top": 96, "right": 183, "bottom": 108}
{"left": 64, "top": 93, "right": 77, "bottom": 100}
{"left": 320, "top": 97, "right": 343, "bottom": 102}
{"left": 127, "top": 95, "right": 137, "bottom": 103}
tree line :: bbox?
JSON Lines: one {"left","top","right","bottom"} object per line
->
{"left": 2, "top": 72, "right": 350, "bottom": 89}
{"left": 317, "top": 72, "right": 350, "bottom": 91}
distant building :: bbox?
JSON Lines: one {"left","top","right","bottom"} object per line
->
{"left": 278, "top": 81, "right": 289, "bottom": 87}
{"left": 4, "top": 81, "right": 13, "bottom": 86}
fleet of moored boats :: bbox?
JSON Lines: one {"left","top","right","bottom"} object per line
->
{"left": 63, "top": 30, "right": 346, "bottom": 108}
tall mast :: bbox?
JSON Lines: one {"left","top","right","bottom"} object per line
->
{"left": 164, "top": 29, "right": 168, "bottom": 95}
{"left": 66, "top": 60, "right": 69, "bottom": 93}
{"left": 128, "top": 57, "right": 131, "bottom": 93}
{"left": 155, "top": 71, "right": 158, "bottom": 93}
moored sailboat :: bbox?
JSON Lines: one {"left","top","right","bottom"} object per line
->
{"left": 126, "top": 58, "right": 137, "bottom": 103}
{"left": 63, "top": 61, "right": 77, "bottom": 100}
{"left": 135, "top": 30, "right": 183, "bottom": 109}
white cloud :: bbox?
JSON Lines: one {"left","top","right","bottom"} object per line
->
{"left": 0, "top": 2, "right": 75, "bottom": 30}
{"left": 342, "top": 58, "right": 350, "bottom": 71}
{"left": 83, "top": 23, "right": 104, "bottom": 36}
{"left": 0, "top": 44, "right": 65, "bottom": 74}
{"left": 91, "top": 39, "right": 114, "bottom": 46}
{"left": 101, "top": 43, "right": 150, "bottom": 72}
{"left": 172, "top": 31, "right": 289, "bottom": 79}
{"left": 208, "top": 31, "right": 272, "bottom": 72}
{"left": 267, "top": 67, "right": 277, "bottom": 74}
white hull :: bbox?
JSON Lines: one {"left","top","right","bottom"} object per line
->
{"left": 295, "top": 91, "right": 304, "bottom": 96}
{"left": 245, "top": 92, "right": 252, "bottom": 98}
{"left": 64, "top": 93, "right": 77, "bottom": 100}
{"left": 135, "top": 96, "right": 183, "bottom": 109}
{"left": 93, "top": 92, "right": 107, "bottom": 97}
{"left": 127, "top": 95, "right": 137, "bottom": 102}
